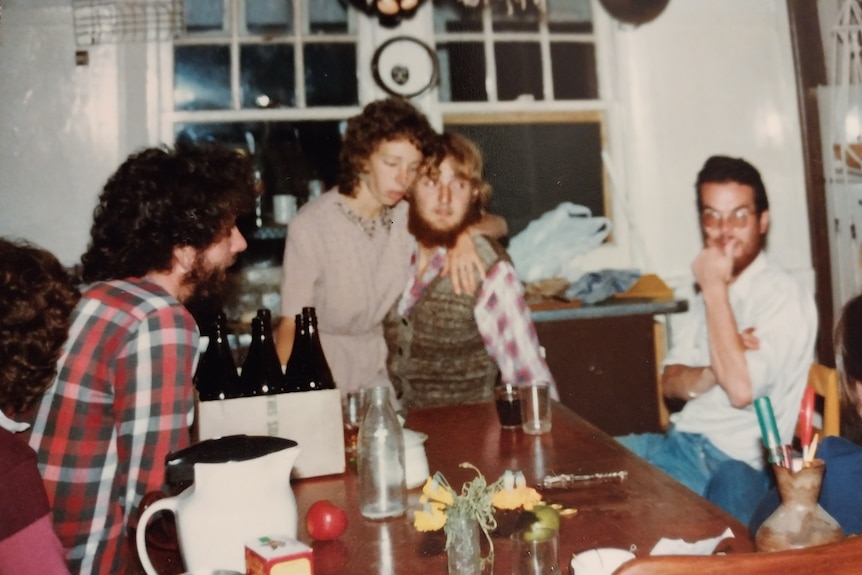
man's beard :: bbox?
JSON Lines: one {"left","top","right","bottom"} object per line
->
{"left": 408, "top": 203, "right": 479, "bottom": 249}
{"left": 182, "top": 252, "right": 231, "bottom": 304}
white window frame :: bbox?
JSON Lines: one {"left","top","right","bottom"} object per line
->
{"left": 156, "top": 0, "right": 369, "bottom": 142}
{"left": 150, "top": 0, "right": 627, "bottom": 260}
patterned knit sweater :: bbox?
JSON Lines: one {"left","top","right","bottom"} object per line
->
{"left": 384, "top": 236, "right": 506, "bottom": 409}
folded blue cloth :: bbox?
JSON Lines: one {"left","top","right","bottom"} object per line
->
{"left": 564, "top": 269, "right": 641, "bottom": 304}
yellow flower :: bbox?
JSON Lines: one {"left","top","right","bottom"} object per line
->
{"left": 413, "top": 500, "right": 448, "bottom": 531}
{"left": 492, "top": 471, "right": 543, "bottom": 510}
{"left": 421, "top": 476, "right": 455, "bottom": 506}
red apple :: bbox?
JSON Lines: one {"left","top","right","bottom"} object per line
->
{"left": 305, "top": 500, "right": 348, "bottom": 541}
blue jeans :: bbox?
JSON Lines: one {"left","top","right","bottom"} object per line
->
{"left": 616, "top": 429, "right": 772, "bottom": 526}
{"left": 615, "top": 429, "right": 735, "bottom": 495}
{"left": 705, "top": 459, "right": 772, "bottom": 528}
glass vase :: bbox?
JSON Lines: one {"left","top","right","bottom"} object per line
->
{"left": 446, "top": 513, "right": 482, "bottom": 575}
{"left": 755, "top": 459, "right": 844, "bottom": 552}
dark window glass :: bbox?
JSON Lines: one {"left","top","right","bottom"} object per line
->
{"left": 495, "top": 42, "right": 543, "bottom": 101}
{"left": 551, "top": 42, "right": 598, "bottom": 100}
{"left": 241, "top": 44, "right": 295, "bottom": 108}
{"left": 491, "top": 1, "right": 540, "bottom": 32}
{"left": 445, "top": 121, "right": 604, "bottom": 236}
{"left": 309, "top": 2, "right": 349, "bottom": 34}
{"left": 304, "top": 44, "right": 358, "bottom": 107}
{"left": 246, "top": 0, "right": 292, "bottom": 35}
{"left": 433, "top": 0, "right": 482, "bottom": 33}
{"left": 184, "top": 0, "right": 223, "bottom": 33}
{"left": 438, "top": 42, "right": 487, "bottom": 102}
{"left": 174, "top": 45, "right": 231, "bottom": 110}
{"left": 174, "top": 119, "right": 344, "bottom": 257}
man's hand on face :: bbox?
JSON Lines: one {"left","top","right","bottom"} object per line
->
{"left": 692, "top": 240, "right": 735, "bottom": 292}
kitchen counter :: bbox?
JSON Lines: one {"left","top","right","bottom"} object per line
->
{"left": 530, "top": 297, "right": 688, "bottom": 436}
{"left": 530, "top": 297, "right": 688, "bottom": 322}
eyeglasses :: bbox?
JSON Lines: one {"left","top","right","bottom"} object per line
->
{"left": 700, "top": 206, "right": 756, "bottom": 230}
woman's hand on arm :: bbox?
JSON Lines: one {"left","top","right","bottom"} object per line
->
{"left": 442, "top": 231, "right": 484, "bottom": 295}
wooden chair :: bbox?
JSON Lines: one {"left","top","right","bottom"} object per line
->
{"left": 797, "top": 363, "right": 840, "bottom": 448}
{"left": 611, "top": 535, "right": 862, "bottom": 575}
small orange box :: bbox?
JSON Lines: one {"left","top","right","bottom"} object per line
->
{"left": 245, "top": 535, "right": 314, "bottom": 575}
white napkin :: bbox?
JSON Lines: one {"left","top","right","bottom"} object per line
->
{"left": 649, "top": 527, "right": 735, "bottom": 556}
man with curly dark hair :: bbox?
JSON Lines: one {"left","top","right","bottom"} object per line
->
{"left": 25, "top": 142, "right": 254, "bottom": 575}
{"left": 0, "top": 238, "right": 79, "bottom": 574}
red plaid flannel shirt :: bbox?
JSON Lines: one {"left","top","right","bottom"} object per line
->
{"left": 25, "top": 278, "right": 198, "bottom": 575}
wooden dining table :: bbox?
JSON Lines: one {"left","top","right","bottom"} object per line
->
{"left": 136, "top": 400, "right": 754, "bottom": 574}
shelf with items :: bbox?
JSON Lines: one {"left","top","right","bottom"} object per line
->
{"left": 249, "top": 225, "right": 288, "bottom": 241}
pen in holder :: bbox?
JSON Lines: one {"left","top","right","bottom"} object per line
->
{"left": 754, "top": 396, "right": 790, "bottom": 468}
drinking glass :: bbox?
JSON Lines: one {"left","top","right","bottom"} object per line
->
{"left": 342, "top": 389, "right": 366, "bottom": 468}
{"left": 495, "top": 384, "right": 522, "bottom": 429}
{"left": 519, "top": 381, "right": 552, "bottom": 435}
{"left": 510, "top": 527, "right": 560, "bottom": 574}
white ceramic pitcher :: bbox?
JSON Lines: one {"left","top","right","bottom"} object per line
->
{"left": 136, "top": 435, "right": 300, "bottom": 574}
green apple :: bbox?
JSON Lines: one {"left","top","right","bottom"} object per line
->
{"left": 520, "top": 504, "right": 560, "bottom": 541}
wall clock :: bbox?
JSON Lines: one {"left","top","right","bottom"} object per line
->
{"left": 371, "top": 36, "right": 440, "bottom": 98}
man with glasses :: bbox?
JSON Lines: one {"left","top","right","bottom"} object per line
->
{"left": 617, "top": 155, "right": 817, "bottom": 523}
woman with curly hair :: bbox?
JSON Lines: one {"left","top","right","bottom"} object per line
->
{"left": 275, "top": 97, "right": 505, "bottom": 398}
{"left": 0, "top": 238, "right": 79, "bottom": 574}
{"left": 26, "top": 142, "right": 254, "bottom": 575}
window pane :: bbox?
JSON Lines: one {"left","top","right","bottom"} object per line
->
{"left": 246, "top": 0, "right": 292, "bottom": 35}
{"left": 495, "top": 42, "right": 542, "bottom": 101}
{"left": 547, "top": 0, "right": 593, "bottom": 33}
{"left": 304, "top": 44, "right": 358, "bottom": 107}
{"left": 445, "top": 121, "right": 605, "bottom": 236}
{"left": 491, "top": 1, "right": 541, "bottom": 32}
{"left": 438, "top": 42, "right": 487, "bottom": 102}
{"left": 433, "top": 0, "right": 482, "bottom": 33}
{"left": 174, "top": 45, "right": 231, "bottom": 110}
{"left": 552, "top": 42, "right": 598, "bottom": 99}
{"left": 241, "top": 44, "right": 295, "bottom": 108}
{"left": 309, "top": 1, "right": 350, "bottom": 34}
{"left": 184, "top": 0, "right": 224, "bottom": 33}
{"left": 174, "top": 119, "right": 344, "bottom": 227}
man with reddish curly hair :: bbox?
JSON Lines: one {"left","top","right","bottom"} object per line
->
{"left": 25, "top": 142, "right": 254, "bottom": 575}
{"left": 384, "top": 132, "right": 554, "bottom": 408}
{"left": 0, "top": 238, "right": 78, "bottom": 575}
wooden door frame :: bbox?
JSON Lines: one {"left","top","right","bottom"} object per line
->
{"left": 787, "top": 0, "right": 835, "bottom": 365}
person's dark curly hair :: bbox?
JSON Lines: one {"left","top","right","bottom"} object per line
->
{"left": 836, "top": 294, "right": 862, "bottom": 445}
{"left": 0, "top": 238, "right": 81, "bottom": 416}
{"left": 80, "top": 142, "right": 256, "bottom": 283}
{"left": 336, "top": 97, "right": 438, "bottom": 197}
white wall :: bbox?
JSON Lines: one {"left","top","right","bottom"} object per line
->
{"left": 0, "top": 0, "right": 817, "bottom": 293}
{"left": 607, "top": 0, "right": 813, "bottom": 309}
